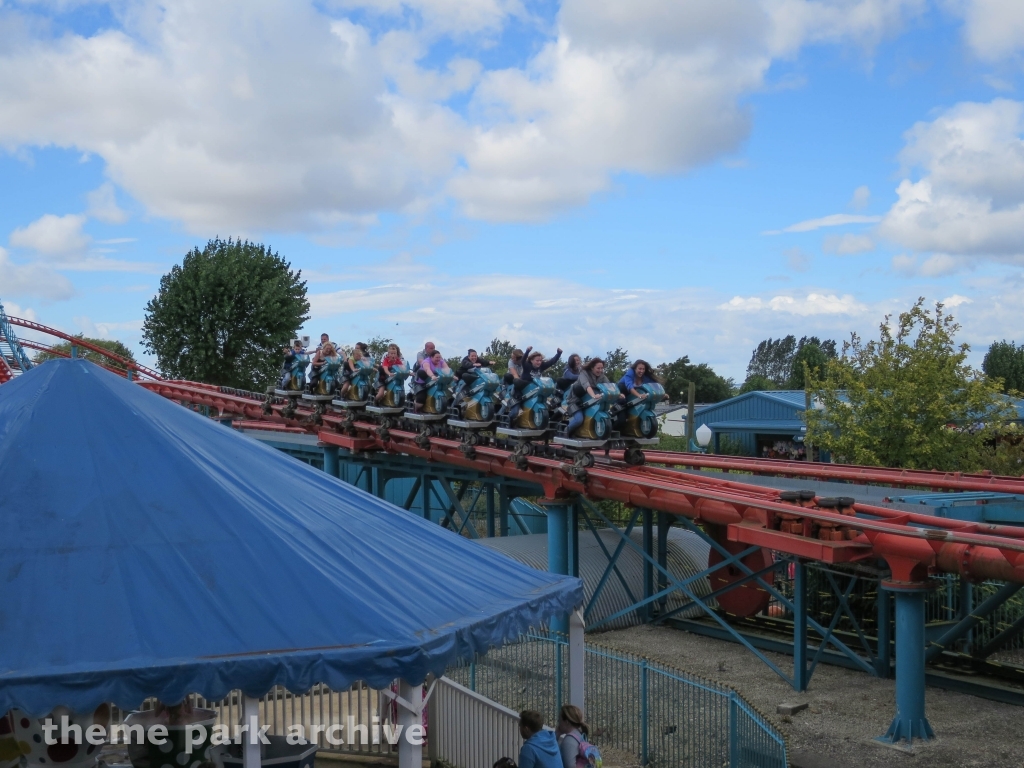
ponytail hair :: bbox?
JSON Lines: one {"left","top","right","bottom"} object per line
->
{"left": 558, "top": 704, "right": 589, "bottom": 737}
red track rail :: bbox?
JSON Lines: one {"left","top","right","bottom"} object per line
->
{"left": 6, "top": 316, "right": 162, "bottom": 380}
{"left": 621, "top": 450, "right": 1024, "bottom": 496}
{"left": 17, "top": 339, "right": 141, "bottom": 380}
{"left": 139, "top": 379, "right": 1024, "bottom": 586}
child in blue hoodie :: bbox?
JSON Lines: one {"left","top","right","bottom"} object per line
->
{"left": 517, "top": 710, "right": 563, "bottom": 768}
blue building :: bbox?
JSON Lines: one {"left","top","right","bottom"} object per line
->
{"left": 691, "top": 390, "right": 813, "bottom": 458}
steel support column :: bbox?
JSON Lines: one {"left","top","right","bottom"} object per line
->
{"left": 544, "top": 498, "right": 575, "bottom": 634}
{"left": 879, "top": 582, "right": 935, "bottom": 745}
{"left": 322, "top": 445, "right": 339, "bottom": 478}
{"left": 486, "top": 484, "right": 496, "bottom": 538}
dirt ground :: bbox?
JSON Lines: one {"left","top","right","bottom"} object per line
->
{"left": 597, "top": 625, "right": 1024, "bottom": 768}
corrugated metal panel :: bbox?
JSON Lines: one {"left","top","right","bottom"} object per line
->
{"left": 692, "top": 390, "right": 805, "bottom": 428}
{"left": 477, "top": 528, "right": 712, "bottom": 631}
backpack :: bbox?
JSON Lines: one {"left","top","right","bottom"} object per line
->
{"left": 567, "top": 732, "right": 602, "bottom": 768}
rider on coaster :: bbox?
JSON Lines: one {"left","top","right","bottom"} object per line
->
{"left": 565, "top": 357, "right": 609, "bottom": 437}
{"left": 279, "top": 339, "right": 307, "bottom": 389}
{"left": 508, "top": 347, "right": 562, "bottom": 420}
{"left": 339, "top": 344, "right": 369, "bottom": 399}
{"left": 414, "top": 349, "right": 451, "bottom": 411}
{"left": 556, "top": 353, "right": 582, "bottom": 393}
{"left": 458, "top": 349, "right": 497, "bottom": 387}
{"left": 618, "top": 359, "right": 661, "bottom": 399}
{"left": 503, "top": 347, "right": 528, "bottom": 385}
{"left": 309, "top": 341, "right": 340, "bottom": 389}
{"left": 375, "top": 343, "right": 405, "bottom": 403}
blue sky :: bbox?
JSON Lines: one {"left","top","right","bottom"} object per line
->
{"left": 2, "top": 0, "right": 1023, "bottom": 381}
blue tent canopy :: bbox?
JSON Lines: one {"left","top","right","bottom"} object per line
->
{"left": 0, "top": 361, "right": 582, "bottom": 716}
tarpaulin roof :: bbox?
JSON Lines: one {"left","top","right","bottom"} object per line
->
{"left": 0, "top": 360, "right": 582, "bottom": 716}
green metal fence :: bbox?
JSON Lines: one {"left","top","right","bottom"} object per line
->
{"left": 447, "top": 632, "right": 787, "bottom": 768}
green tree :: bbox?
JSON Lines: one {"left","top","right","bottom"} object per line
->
{"left": 983, "top": 340, "right": 1024, "bottom": 394}
{"left": 483, "top": 338, "right": 516, "bottom": 376}
{"left": 142, "top": 238, "right": 309, "bottom": 390}
{"left": 746, "top": 336, "right": 797, "bottom": 387}
{"left": 786, "top": 342, "right": 829, "bottom": 389}
{"left": 747, "top": 335, "right": 836, "bottom": 388}
{"left": 657, "top": 356, "right": 735, "bottom": 403}
{"left": 588, "top": 347, "right": 630, "bottom": 381}
{"left": 365, "top": 336, "right": 394, "bottom": 361}
{"left": 805, "top": 299, "right": 1014, "bottom": 470}
{"left": 34, "top": 335, "right": 136, "bottom": 373}
{"left": 739, "top": 374, "right": 776, "bottom": 394}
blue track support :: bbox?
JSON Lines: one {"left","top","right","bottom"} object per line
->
{"left": 879, "top": 584, "right": 935, "bottom": 745}
{"left": 924, "top": 581, "right": 1022, "bottom": 662}
{"left": 0, "top": 299, "right": 33, "bottom": 373}
{"left": 544, "top": 498, "right": 573, "bottom": 635}
{"left": 486, "top": 485, "right": 495, "bottom": 538}
{"left": 794, "top": 561, "right": 808, "bottom": 692}
{"left": 322, "top": 445, "right": 339, "bottom": 478}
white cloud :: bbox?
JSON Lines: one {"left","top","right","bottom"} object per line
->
{"left": 764, "top": 213, "right": 882, "bottom": 234}
{"left": 86, "top": 182, "right": 129, "bottom": 224}
{"left": 327, "top": 0, "right": 526, "bottom": 35}
{"left": 718, "top": 292, "right": 868, "bottom": 315}
{"left": 0, "top": 0, "right": 927, "bottom": 230}
{"left": 823, "top": 233, "right": 875, "bottom": 253}
{"left": 73, "top": 316, "right": 144, "bottom": 340}
{"left": 9, "top": 214, "right": 89, "bottom": 258}
{"left": 849, "top": 185, "right": 871, "bottom": 209}
{"left": 891, "top": 253, "right": 968, "bottom": 276}
{"left": 879, "top": 99, "right": 1024, "bottom": 259}
{"left": 0, "top": 248, "right": 75, "bottom": 300}
{"left": 947, "top": 0, "right": 1024, "bottom": 62}
{"left": 943, "top": 293, "right": 973, "bottom": 307}
{"left": 304, "top": 266, "right": 883, "bottom": 379}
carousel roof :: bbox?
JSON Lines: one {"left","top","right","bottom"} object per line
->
{"left": 0, "top": 360, "right": 581, "bottom": 715}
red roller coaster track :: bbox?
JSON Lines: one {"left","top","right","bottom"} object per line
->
{"left": 7, "top": 314, "right": 1024, "bottom": 592}
{"left": 139, "top": 378, "right": 1024, "bottom": 588}
{"left": 4, "top": 316, "right": 162, "bottom": 380}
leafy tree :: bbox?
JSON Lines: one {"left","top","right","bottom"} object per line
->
{"left": 34, "top": 335, "right": 136, "bottom": 373}
{"left": 747, "top": 335, "right": 837, "bottom": 388}
{"left": 786, "top": 342, "right": 830, "bottom": 389}
{"left": 983, "top": 340, "right": 1024, "bottom": 394}
{"left": 142, "top": 238, "right": 309, "bottom": 390}
{"left": 738, "top": 374, "right": 776, "bottom": 394}
{"left": 365, "top": 336, "right": 394, "bottom": 361}
{"left": 657, "top": 356, "right": 735, "bottom": 403}
{"left": 746, "top": 336, "right": 797, "bottom": 387}
{"left": 586, "top": 347, "right": 630, "bottom": 381}
{"left": 805, "top": 299, "right": 1014, "bottom": 470}
{"left": 484, "top": 338, "right": 517, "bottom": 376}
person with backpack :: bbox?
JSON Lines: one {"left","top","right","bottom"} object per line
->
{"left": 556, "top": 705, "right": 602, "bottom": 768}
{"left": 516, "top": 710, "right": 562, "bottom": 768}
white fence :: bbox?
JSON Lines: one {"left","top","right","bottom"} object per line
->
{"left": 113, "top": 683, "right": 393, "bottom": 756}
{"left": 428, "top": 676, "right": 523, "bottom": 768}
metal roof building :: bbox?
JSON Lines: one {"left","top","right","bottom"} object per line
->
{"left": 690, "top": 390, "right": 810, "bottom": 457}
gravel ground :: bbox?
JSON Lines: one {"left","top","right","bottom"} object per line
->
{"left": 597, "top": 625, "right": 1024, "bottom": 768}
